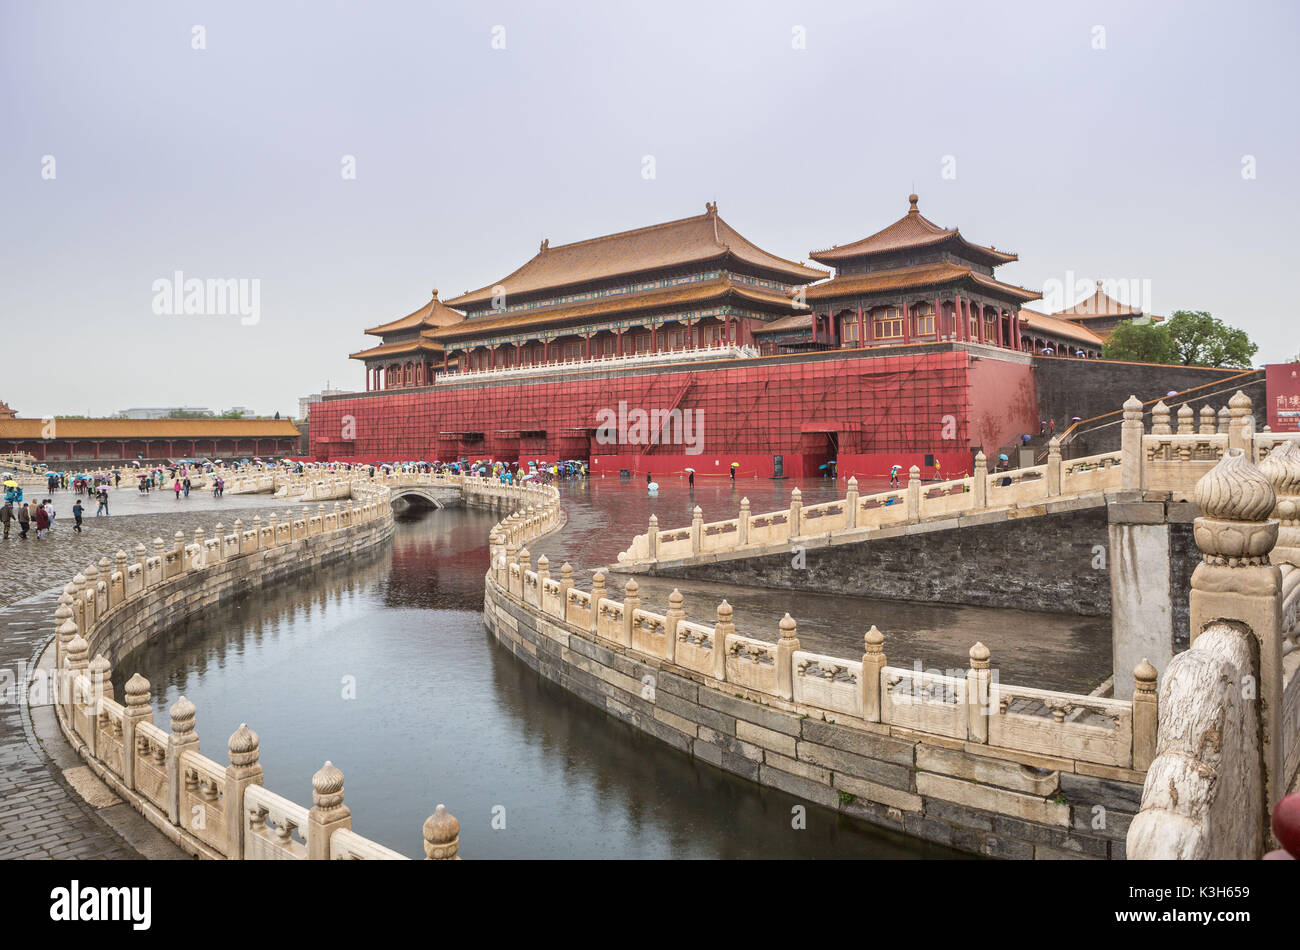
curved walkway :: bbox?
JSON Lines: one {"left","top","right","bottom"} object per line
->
{"left": 2, "top": 493, "right": 288, "bottom": 860}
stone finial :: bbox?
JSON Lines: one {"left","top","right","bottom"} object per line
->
{"left": 560, "top": 562, "right": 573, "bottom": 582}
{"left": 1122, "top": 394, "right": 1143, "bottom": 419}
{"left": 790, "top": 488, "right": 800, "bottom": 501}
{"left": 536, "top": 554, "right": 549, "bottom": 571}
{"left": 908, "top": 465, "right": 920, "bottom": 480}
{"left": 174, "top": 529, "right": 185, "bottom": 543}
{"left": 115, "top": 549, "right": 128, "bottom": 568}
{"left": 974, "top": 451, "right": 987, "bottom": 469}
{"left": 1259, "top": 440, "right": 1300, "bottom": 499}
{"left": 1151, "top": 400, "right": 1171, "bottom": 434}
{"left": 847, "top": 476, "right": 858, "bottom": 490}
{"left": 88, "top": 653, "right": 111, "bottom": 679}
{"left": 423, "top": 803, "right": 460, "bottom": 860}
{"left": 864, "top": 625, "right": 884, "bottom": 654}
{"left": 624, "top": 578, "right": 639, "bottom": 597}
{"left": 65, "top": 633, "right": 89, "bottom": 670}
{"left": 54, "top": 603, "right": 72, "bottom": 625}
{"left": 1199, "top": 405, "right": 1217, "bottom": 434}
{"left": 648, "top": 513, "right": 658, "bottom": 529}
{"left": 124, "top": 673, "right": 150, "bottom": 707}
{"left": 170, "top": 696, "right": 196, "bottom": 737}
{"left": 1133, "top": 658, "right": 1158, "bottom": 695}
{"left": 778, "top": 613, "right": 798, "bottom": 640}
{"left": 969, "top": 641, "right": 990, "bottom": 669}
{"left": 1217, "top": 405, "right": 1230, "bottom": 433}
{"left": 668, "top": 589, "right": 683, "bottom": 610}
{"left": 311, "top": 760, "right": 346, "bottom": 812}
{"left": 1194, "top": 448, "right": 1276, "bottom": 522}
{"left": 1229, "top": 390, "right": 1253, "bottom": 413}
{"left": 717, "top": 599, "right": 733, "bottom": 622}
{"left": 692, "top": 504, "right": 703, "bottom": 518}
{"left": 1176, "top": 404, "right": 1194, "bottom": 434}
{"left": 1048, "top": 436, "right": 1061, "bottom": 459}
{"left": 1192, "top": 448, "right": 1277, "bottom": 564}
{"left": 228, "top": 723, "right": 260, "bottom": 766}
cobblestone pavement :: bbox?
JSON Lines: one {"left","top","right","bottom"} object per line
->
{"left": 0, "top": 489, "right": 289, "bottom": 859}
{"left": 1, "top": 488, "right": 290, "bottom": 609}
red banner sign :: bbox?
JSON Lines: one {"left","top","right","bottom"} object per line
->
{"left": 1267, "top": 362, "right": 1300, "bottom": 433}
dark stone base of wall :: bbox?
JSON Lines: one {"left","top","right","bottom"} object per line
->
{"left": 654, "top": 508, "right": 1115, "bottom": 617}
{"left": 485, "top": 582, "right": 1140, "bottom": 859}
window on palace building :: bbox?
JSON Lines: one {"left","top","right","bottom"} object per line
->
{"left": 669, "top": 329, "right": 684, "bottom": 349}
{"left": 564, "top": 342, "right": 581, "bottom": 361}
{"left": 705, "top": 324, "right": 722, "bottom": 345}
{"left": 841, "top": 317, "right": 860, "bottom": 345}
{"left": 873, "top": 308, "right": 903, "bottom": 339}
{"left": 912, "top": 304, "right": 935, "bottom": 336}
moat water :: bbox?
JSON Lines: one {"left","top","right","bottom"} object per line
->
{"left": 113, "top": 475, "right": 1107, "bottom": 858}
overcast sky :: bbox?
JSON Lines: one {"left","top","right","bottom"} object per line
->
{"left": 3, "top": 0, "right": 1296, "bottom": 418}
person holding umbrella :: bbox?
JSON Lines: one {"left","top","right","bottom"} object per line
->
{"left": 730, "top": 461, "right": 739, "bottom": 482}
{"left": 685, "top": 467, "right": 695, "bottom": 488}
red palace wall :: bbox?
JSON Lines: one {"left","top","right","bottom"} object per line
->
{"left": 311, "top": 347, "right": 1035, "bottom": 480}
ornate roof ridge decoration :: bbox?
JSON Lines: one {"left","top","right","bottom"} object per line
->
{"left": 809, "top": 193, "right": 1018, "bottom": 266}
{"left": 446, "top": 206, "right": 825, "bottom": 307}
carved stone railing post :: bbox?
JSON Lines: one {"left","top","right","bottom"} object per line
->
{"left": 646, "top": 514, "right": 659, "bottom": 559}
{"left": 713, "top": 601, "right": 733, "bottom": 681}
{"left": 967, "top": 642, "right": 990, "bottom": 743}
{"left": 664, "top": 589, "right": 684, "bottom": 663}
{"left": 788, "top": 489, "right": 801, "bottom": 539}
{"left": 1046, "top": 438, "right": 1062, "bottom": 496}
{"left": 1259, "top": 440, "right": 1300, "bottom": 568}
{"left": 1227, "top": 390, "right": 1253, "bottom": 453}
{"left": 860, "top": 626, "right": 886, "bottom": 723}
{"left": 307, "top": 761, "right": 350, "bottom": 860}
{"left": 1217, "top": 405, "right": 1230, "bottom": 435}
{"left": 691, "top": 506, "right": 703, "bottom": 554}
{"left": 558, "top": 562, "right": 573, "bottom": 608}
{"left": 223, "top": 724, "right": 262, "bottom": 859}
{"left": 53, "top": 605, "right": 73, "bottom": 670}
{"left": 844, "top": 476, "right": 859, "bottom": 528}
{"left": 589, "top": 572, "right": 606, "bottom": 634}
{"left": 738, "top": 498, "right": 750, "bottom": 545}
{"left": 1150, "top": 400, "right": 1171, "bottom": 436}
{"left": 1189, "top": 447, "right": 1283, "bottom": 811}
{"left": 972, "top": 452, "right": 988, "bottom": 507}
{"left": 906, "top": 466, "right": 921, "bottom": 520}
{"left": 423, "top": 803, "right": 460, "bottom": 860}
{"left": 1176, "top": 404, "right": 1195, "bottom": 435}
{"left": 121, "top": 673, "right": 151, "bottom": 792}
{"left": 64, "top": 633, "right": 88, "bottom": 731}
{"left": 166, "top": 696, "right": 198, "bottom": 826}
{"left": 1132, "top": 660, "right": 1158, "bottom": 771}
{"left": 775, "top": 613, "right": 801, "bottom": 700}
{"left": 1198, "top": 405, "right": 1216, "bottom": 435}
{"left": 1121, "top": 395, "right": 1144, "bottom": 490}
{"left": 622, "top": 579, "right": 639, "bottom": 647}
{"left": 536, "top": 555, "right": 550, "bottom": 590}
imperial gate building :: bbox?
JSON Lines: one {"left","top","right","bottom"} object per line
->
{"left": 309, "top": 196, "right": 1234, "bottom": 478}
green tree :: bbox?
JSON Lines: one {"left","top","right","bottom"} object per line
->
{"left": 218, "top": 409, "right": 248, "bottom": 419}
{"left": 1101, "top": 320, "right": 1176, "bottom": 364}
{"left": 1163, "top": 310, "right": 1257, "bottom": 368}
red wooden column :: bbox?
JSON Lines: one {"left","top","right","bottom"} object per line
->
{"left": 615, "top": 331, "right": 623, "bottom": 357}
{"left": 932, "top": 297, "right": 940, "bottom": 339}
{"left": 650, "top": 325, "right": 657, "bottom": 353}
{"left": 543, "top": 340, "right": 550, "bottom": 363}
{"left": 975, "top": 301, "right": 985, "bottom": 343}
{"left": 1009, "top": 311, "right": 1020, "bottom": 351}
{"left": 856, "top": 307, "right": 864, "bottom": 347}
{"left": 994, "top": 307, "right": 1004, "bottom": 347}
{"left": 901, "top": 302, "right": 910, "bottom": 345}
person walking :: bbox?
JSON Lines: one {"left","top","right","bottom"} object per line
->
{"left": 44, "top": 498, "right": 56, "bottom": 532}
{"left": 34, "top": 501, "right": 50, "bottom": 539}
{"left": 174, "top": 478, "right": 182, "bottom": 499}
{"left": 96, "top": 488, "right": 109, "bottom": 516}
{"left": 1048, "top": 417, "right": 1056, "bottom": 436}
{"left": 72, "top": 499, "right": 84, "bottom": 533}
{"left": 0, "top": 501, "right": 12, "bottom": 539}
{"left": 183, "top": 476, "right": 191, "bottom": 497}
{"left": 17, "top": 501, "right": 30, "bottom": 539}
{"left": 890, "top": 463, "right": 902, "bottom": 488}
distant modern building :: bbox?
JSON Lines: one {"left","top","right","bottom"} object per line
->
{"left": 297, "top": 390, "right": 346, "bottom": 420}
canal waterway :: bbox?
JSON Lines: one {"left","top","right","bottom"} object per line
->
{"left": 111, "top": 476, "right": 1106, "bottom": 859}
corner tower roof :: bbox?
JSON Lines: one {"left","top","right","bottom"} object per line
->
{"left": 810, "top": 194, "right": 1018, "bottom": 268}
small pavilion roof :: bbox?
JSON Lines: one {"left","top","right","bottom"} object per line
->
{"left": 810, "top": 194, "right": 1018, "bottom": 268}
{"left": 364, "top": 291, "right": 467, "bottom": 337}
{"left": 804, "top": 261, "right": 1038, "bottom": 303}
{"left": 1054, "top": 281, "right": 1161, "bottom": 323}
{"left": 446, "top": 204, "right": 826, "bottom": 308}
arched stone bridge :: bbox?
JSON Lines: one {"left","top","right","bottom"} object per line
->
{"left": 389, "top": 484, "right": 463, "bottom": 510}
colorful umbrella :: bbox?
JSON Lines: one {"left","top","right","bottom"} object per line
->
{"left": 730, "top": 462, "right": 740, "bottom": 468}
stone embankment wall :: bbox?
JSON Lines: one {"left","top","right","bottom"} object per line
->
{"left": 484, "top": 493, "right": 1153, "bottom": 859}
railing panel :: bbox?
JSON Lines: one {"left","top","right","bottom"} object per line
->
{"left": 329, "top": 828, "right": 409, "bottom": 860}
{"left": 179, "top": 749, "right": 229, "bottom": 854}
{"left": 133, "top": 721, "right": 170, "bottom": 812}
{"left": 725, "top": 635, "right": 777, "bottom": 692}
{"left": 880, "top": 666, "right": 968, "bottom": 739}
{"left": 988, "top": 683, "right": 1133, "bottom": 767}
{"left": 630, "top": 609, "right": 668, "bottom": 658}
{"left": 792, "top": 651, "right": 862, "bottom": 717}
{"left": 244, "top": 785, "right": 309, "bottom": 860}
{"left": 674, "top": 620, "right": 716, "bottom": 676}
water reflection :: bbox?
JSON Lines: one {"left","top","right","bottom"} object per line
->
{"left": 113, "top": 503, "right": 964, "bottom": 859}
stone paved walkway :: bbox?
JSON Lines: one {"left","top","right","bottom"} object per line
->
{"left": 0, "top": 494, "right": 289, "bottom": 859}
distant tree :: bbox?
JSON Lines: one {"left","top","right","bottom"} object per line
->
{"left": 167, "top": 410, "right": 211, "bottom": 419}
{"left": 1163, "top": 310, "right": 1257, "bottom": 368}
{"left": 218, "top": 409, "right": 248, "bottom": 419}
{"left": 1101, "top": 320, "right": 1176, "bottom": 364}
{"left": 274, "top": 411, "right": 280, "bottom": 420}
